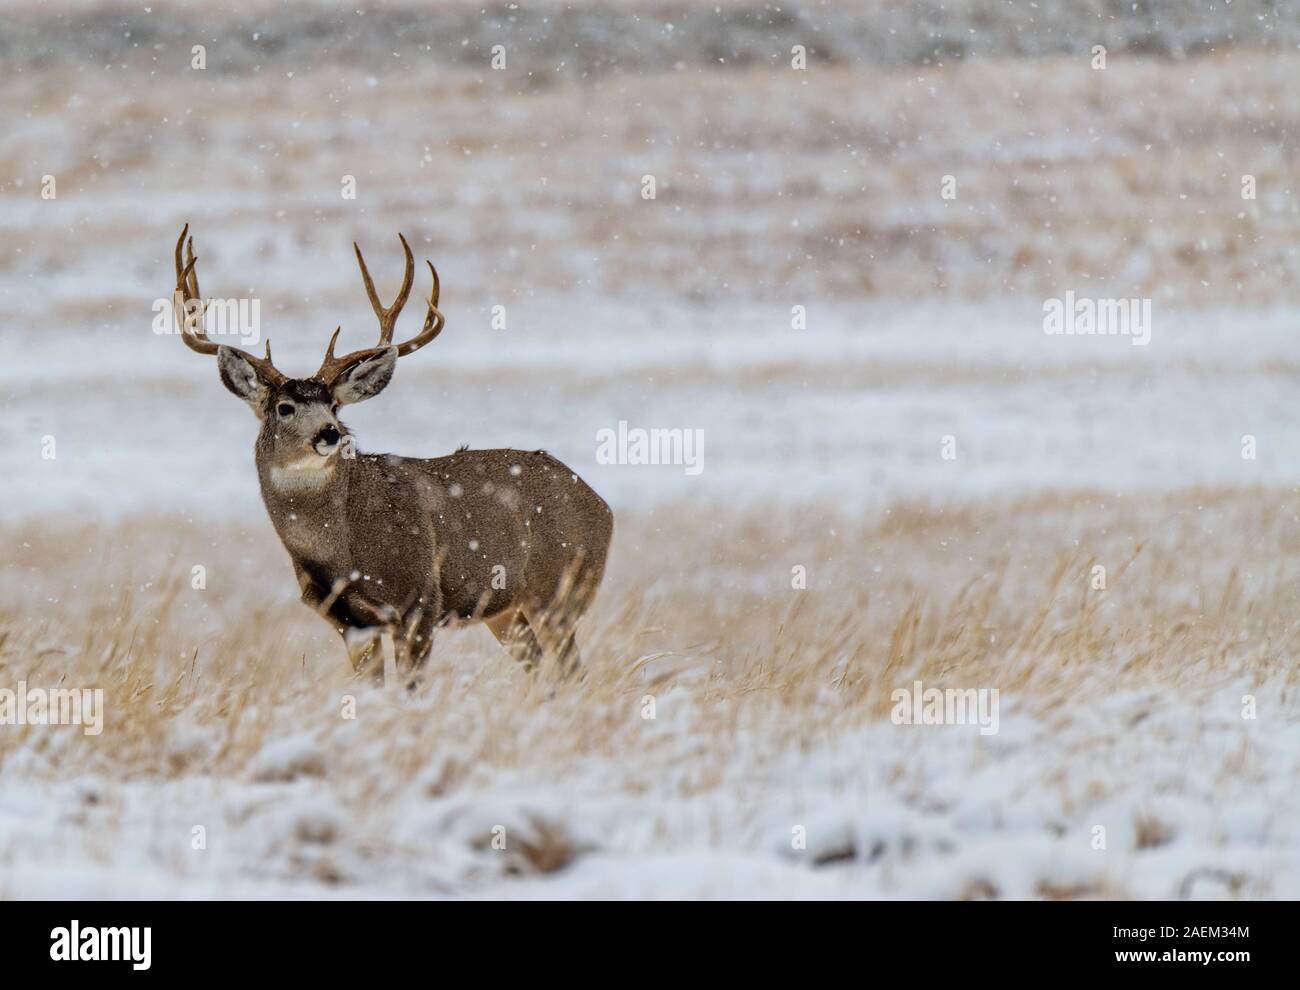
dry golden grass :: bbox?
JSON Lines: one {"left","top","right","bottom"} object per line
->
{"left": 3, "top": 485, "right": 1297, "bottom": 791}
{"left": 1, "top": 487, "right": 1297, "bottom": 898}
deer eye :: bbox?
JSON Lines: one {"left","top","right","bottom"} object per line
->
{"left": 276, "top": 402, "right": 295, "bottom": 417}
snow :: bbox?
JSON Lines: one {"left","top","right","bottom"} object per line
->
{"left": 1, "top": 677, "right": 1295, "bottom": 899}
{"left": 2, "top": 0, "right": 1299, "bottom": 900}
{"left": 5, "top": 300, "right": 1300, "bottom": 522}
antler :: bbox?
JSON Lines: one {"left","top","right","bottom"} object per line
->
{"left": 172, "top": 224, "right": 285, "bottom": 386}
{"left": 314, "top": 233, "right": 445, "bottom": 384}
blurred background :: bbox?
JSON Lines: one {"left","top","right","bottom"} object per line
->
{"left": 2, "top": 0, "right": 1298, "bottom": 519}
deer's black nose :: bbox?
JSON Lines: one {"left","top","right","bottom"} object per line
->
{"left": 318, "top": 424, "right": 341, "bottom": 446}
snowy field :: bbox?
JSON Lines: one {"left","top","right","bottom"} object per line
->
{"left": 5, "top": 300, "right": 1300, "bottom": 519}
{"left": 1, "top": 1, "right": 1299, "bottom": 899}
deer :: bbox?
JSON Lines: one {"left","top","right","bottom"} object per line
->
{"left": 170, "top": 225, "right": 613, "bottom": 684}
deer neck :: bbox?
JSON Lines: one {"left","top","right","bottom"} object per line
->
{"left": 255, "top": 438, "right": 353, "bottom": 555}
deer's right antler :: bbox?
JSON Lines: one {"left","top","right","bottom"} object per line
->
{"left": 173, "top": 224, "right": 286, "bottom": 386}
{"left": 313, "top": 233, "right": 445, "bottom": 385}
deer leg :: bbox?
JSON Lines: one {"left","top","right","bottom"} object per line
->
{"left": 406, "top": 594, "right": 440, "bottom": 669}
{"left": 406, "top": 607, "right": 437, "bottom": 667}
{"left": 399, "top": 585, "right": 444, "bottom": 688}
{"left": 300, "top": 574, "right": 380, "bottom": 682}
{"left": 524, "top": 604, "right": 585, "bottom": 681}
{"left": 524, "top": 556, "right": 601, "bottom": 682}
{"left": 299, "top": 567, "right": 400, "bottom": 683}
{"left": 344, "top": 627, "right": 386, "bottom": 684}
{"left": 485, "top": 609, "right": 545, "bottom": 672}
{"left": 555, "top": 631, "right": 582, "bottom": 680}
{"left": 390, "top": 606, "right": 439, "bottom": 692}
{"left": 334, "top": 587, "right": 405, "bottom": 686}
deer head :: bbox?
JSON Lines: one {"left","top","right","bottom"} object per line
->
{"left": 172, "top": 225, "right": 444, "bottom": 469}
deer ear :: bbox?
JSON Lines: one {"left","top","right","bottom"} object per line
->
{"left": 332, "top": 347, "right": 397, "bottom": 405}
{"left": 217, "top": 346, "right": 271, "bottom": 415}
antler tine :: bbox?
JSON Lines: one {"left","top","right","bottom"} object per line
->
{"left": 353, "top": 233, "right": 415, "bottom": 345}
{"left": 173, "top": 225, "right": 217, "bottom": 354}
{"left": 316, "top": 252, "right": 444, "bottom": 382}
{"left": 395, "top": 260, "right": 445, "bottom": 357}
{"left": 320, "top": 326, "right": 342, "bottom": 363}
{"left": 188, "top": 237, "right": 211, "bottom": 316}
{"left": 171, "top": 225, "right": 285, "bottom": 384}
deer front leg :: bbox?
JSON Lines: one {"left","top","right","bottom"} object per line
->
{"left": 334, "top": 589, "right": 402, "bottom": 684}
{"left": 403, "top": 584, "right": 444, "bottom": 673}
{"left": 343, "top": 627, "right": 386, "bottom": 682}
{"left": 296, "top": 566, "right": 401, "bottom": 683}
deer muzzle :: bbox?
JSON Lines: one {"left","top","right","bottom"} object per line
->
{"left": 313, "top": 424, "right": 342, "bottom": 455}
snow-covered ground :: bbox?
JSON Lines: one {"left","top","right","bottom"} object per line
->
{"left": 5, "top": 299, "right": 1299, "bottom": 520}
{"left": 4, "top": 680, "right": 1297, "bottom": 900}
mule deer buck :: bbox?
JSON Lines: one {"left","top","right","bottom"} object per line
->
{"left": 170, "top": 225, "right": 612, "bottom": 683}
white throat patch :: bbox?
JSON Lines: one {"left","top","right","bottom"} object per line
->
{"left": 270, "top": 451, "right": 338, "bottom": 492}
